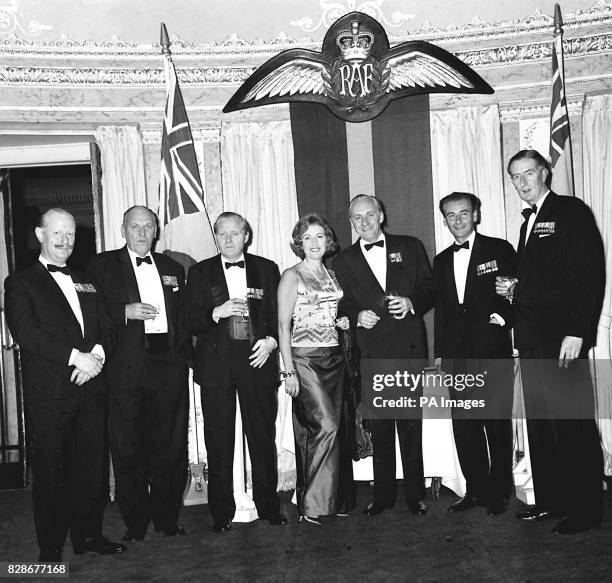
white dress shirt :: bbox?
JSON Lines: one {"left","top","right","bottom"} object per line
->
{"left": 452, "top": 231, "right": 475, "bottom": 304}
{"left": 451, "top": 232, "right": 504, "bottom": 326}
{"left": 212, "top": 254, "right": 248, "bottom": 324}
{"left": 360, "top": 234, "right": 387, "bottom": 290}
{"left": 39, "top": 256, "right": 105, "bottom": 365}
{"left": 222, "top": 254, "right": 248, "bottom": 300}
{"left": 127, "top": 248, "right": 168, "bottom": 334}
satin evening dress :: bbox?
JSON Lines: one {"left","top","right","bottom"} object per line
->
{"left": 291, "top": 265, "right": 353, "bottom": 516}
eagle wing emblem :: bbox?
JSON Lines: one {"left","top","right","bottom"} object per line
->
{"left": 382, "top": 42, "right": 483, "bottom": 93}
{"left": 224, "top": 49, "right": 329, "bottom": 113}
{"left": 223, "top": 13, "right": 493, "bottom": 122}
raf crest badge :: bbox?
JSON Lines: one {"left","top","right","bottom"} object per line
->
{"left": 223, "top": 11, "right": 493, "bottom": 122}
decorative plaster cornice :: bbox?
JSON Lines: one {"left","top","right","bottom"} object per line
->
{"left": 290, "top": 0, "right": 415, "bottom": 33}
{"left": 0, "top": 1, "right": 52, "bottom": 37}
{"left": 0, "top": 0, "right": 610, "bottom": 56}
{"left": 141, "top": 123, "right": 221, "bottom": 145}
{"left": 499, "top": 98, "right": 584, "bottom": 122}
{"left": 0, "top": 32, "right": 611, "bottom": 87}
{"left": 458, "top": 32, "right": 612, "bottom": 69}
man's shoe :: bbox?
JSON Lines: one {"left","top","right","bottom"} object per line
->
{"left": 73, "top": 537, "right": 127, "bottom": 555}
{"left": 486, "top": 498, "right": 509, "bottom": 516}
{"left": 39, "top": 547, "right": 62, "bottom": 562}
{"left": 448, "top": 495, "right": 477, "bottom": 513}
{"left": 163, "top": 526, "right": 187, "bottom": 536}
{"left": 259, "top": 513, "right": 288, "bottom": 526}
{"left": 363, "top": 502, "right": 386, "bottom": 517}
{"left": 212, "top": 520, "right": 232, "bottom": 533}
{"left": 407, "top": 499, "right": 429, "bottom": 515}
{"left": 122, "top": 531, "right": 145, "bottom": 542}
{"left": 515, "top": 507, "right": 560, "bottom": 521}
{"left": 551, "top": 517, "right": 600, "bottom": 535}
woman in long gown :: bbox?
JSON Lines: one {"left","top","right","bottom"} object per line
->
{"left": 278, "top": 214, "right": 354, "bottom": 525}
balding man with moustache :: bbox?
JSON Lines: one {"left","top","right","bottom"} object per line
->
{"left": 88, "top": 205, "right": 192, "bottom": 543}
{"left": 5, "top": 208, "right": 124, "bottom": 562}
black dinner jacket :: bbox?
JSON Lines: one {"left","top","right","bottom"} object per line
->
{"left": 433, "top": 233, "right": 516, "bottom": 359}
{"left": 182, "top": 253, "right": 280, "bottom": 388}
{"left": 333, "top": 233, "right": 435, "bottom": 359}
{"left": 4, "top": 261, "right": 115, "bottom": 400}
{"left": 87, "top": 246, "right": 192, "bottom": 389}
{"left": 514, "top": 192, "right": 605, "bottom": 350}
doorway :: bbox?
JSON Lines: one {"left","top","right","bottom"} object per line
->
{"left": 0, "top": 142, "right": 102, "bottom": 490}
{"left": 9, "top": 164, "right": 97, "bottom": 272}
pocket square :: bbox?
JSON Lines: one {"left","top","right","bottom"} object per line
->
{"left": 162, "top": 275, "right": 179, "bottom": 287}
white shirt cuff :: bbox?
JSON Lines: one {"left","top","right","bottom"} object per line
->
{"left": 490, "top": 313, "right": 505, "bottom": 326}
{"left": 91, "top": 344, "right": 106, "bottom": 364}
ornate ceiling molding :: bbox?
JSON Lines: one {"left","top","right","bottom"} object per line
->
{"left": 0, "top": 31, "right": 610, "bottom": 87}
{"left": 499, "top": 98, "right": 584, "bottom": 122}
{"left": 290, "top": 0, "right": 415, "bottom": 34}
{"left": 457, "top": 32, "right": 612, "bottom": 69}
{"left": 141, "top": 123, "right": 221, "bottom": 145}
{"left": 0, "top": 0, "right": 610, "bottom": 56}
{"left": 0, "top": 1, "right": 52, "bottom": 37}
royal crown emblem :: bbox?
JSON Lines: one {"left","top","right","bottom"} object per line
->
{"left": 223, "top": 12, "right": 494, "bottom": 122}
{"left": 336, "top": 21, "right": 375, "bottom": 62}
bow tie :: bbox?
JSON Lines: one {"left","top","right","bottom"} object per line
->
{"left": 364, "top": 240, "right": 384, "bottom": 251}
{"left": 225, "top": 260, "right": 245, "bottom": 269}
{"left": 136, "top": 256, "right": 152, "bottom": 266}
{"left": 452, "top": 241, "right": 470, "bottom": 252}
{"left": 521, "top": 205, "right": 537, "bottom": 220}
{"left": 47, "top": 264, "right": 70, "bottom": 276}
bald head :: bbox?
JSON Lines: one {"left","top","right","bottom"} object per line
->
{"left": 39, "top": 208, "right": 75, "bottom": 228}
{"left": 121, "top": 206, "right": 157, "bottom": 256}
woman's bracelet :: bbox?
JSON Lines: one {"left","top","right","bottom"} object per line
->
{"left": 280, "top": 370, "right": 296, "bottom": 380}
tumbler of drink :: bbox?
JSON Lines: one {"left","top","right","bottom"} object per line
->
{"left": 385, "top": 290, "right": 400, "bottom": 318}
{"left": 497, "top": 276, "right": 516, "bottom": 303}
{"left": 240, "top": 297, "right": 250, "bottom": 322}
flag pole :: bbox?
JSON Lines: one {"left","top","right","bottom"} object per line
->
{"left": 553, "top": 3, "right": 563, "bottom": 36}
{"left": 549, "top": 3, "right": 575, "bottom": 196}
{"left": 160, "top": 22, "right": 171, "bottom": 56}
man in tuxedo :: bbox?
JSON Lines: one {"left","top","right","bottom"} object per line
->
{"left": 433, "top": 192, "right": 516, "bottom": 516}
{"left": 333, "top": 194, "right": 434, "bottom": 517}
{"left": 88, "top": 206, "right": 191, "bottom": 541}
{"left": 498, "top": 149, "right": 605, "bottom": 534}
{"left": 182, "top": 211, "right": 286, "bottom": 532}
{"left": 4, "top": 208, "right": 125, "bottom": 562}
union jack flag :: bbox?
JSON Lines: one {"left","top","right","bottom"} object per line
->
{"left": 549, "top": 5, "right": 574, "bottom": 197}
{"left": 157, "top": 55, "right": 217, "bottom": 265}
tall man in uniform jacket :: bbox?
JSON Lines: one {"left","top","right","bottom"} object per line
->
{"left": 5, "top": 208, "right": 125, "bottom": 562}
{"left": 88, "top": 205, "right": 192, "bottom": 541}
{"left": 182, "top": 212, "right": 287, "bottom": 532}
{"left": 433, "top": 192, "right": 516, "bottom": 516}
{"left": 333, "top": 194, "right": 435, "bottom": 517}
{"left": 498, "top": 150, "right": 605, "bottom": 534}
